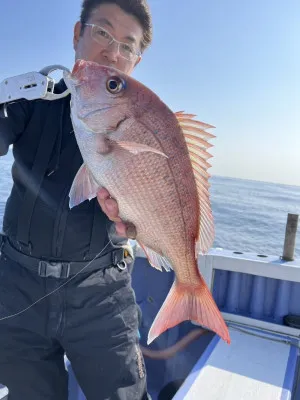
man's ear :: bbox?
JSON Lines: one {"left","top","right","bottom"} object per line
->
{"left": 73, "top": 21, "right": 82, "bottom": 51}
{"left": 134, "top": 55, "right": 142, "bottom": 67}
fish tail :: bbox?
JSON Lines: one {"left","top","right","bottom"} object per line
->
{"left": 147, "top": 276, "right": 230, "bottom": 345}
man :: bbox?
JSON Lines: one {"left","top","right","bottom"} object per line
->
{"left": 0, "top": 1, "right": 152, "bottom": 399}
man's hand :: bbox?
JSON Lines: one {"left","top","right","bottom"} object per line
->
{"left": 97, "top": 188, "right": 137, "bottom": 239}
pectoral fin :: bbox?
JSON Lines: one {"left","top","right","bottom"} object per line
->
{"left": 69, "top": 163, "right": 100, "bottom": 208}
{"left": 111, "top": 140, "right": 168, "bottom": 158}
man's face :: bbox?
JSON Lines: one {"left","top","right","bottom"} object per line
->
{"left": 73, "top": 3, "right": 143, "bottom": 75}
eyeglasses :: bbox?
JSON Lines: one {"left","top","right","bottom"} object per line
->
{"left": 84, "top": 23, "right": 141, "bottom": 62}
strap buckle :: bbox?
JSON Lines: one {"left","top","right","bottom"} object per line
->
{"left": 112, "top": 248, "right": 131, "bottom": 271}
{"left": 116, "top": 260, "right": 127, "bottom": 271}
{"left": 38, "top": 260, "right": 70, "bottom": 278}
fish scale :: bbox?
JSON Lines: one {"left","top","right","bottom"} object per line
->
{"left": 64, "top": 59, "right": 231, "bottom": 346}
{"left": 113, "top": 153, "right": 182, "bottom": 255}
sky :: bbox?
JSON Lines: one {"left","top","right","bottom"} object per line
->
{"left": 0, "top": 0, "right": 299, "bottom": 186}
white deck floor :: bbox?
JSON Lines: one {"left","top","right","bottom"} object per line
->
{"left": 173, "top": 325, "right": 298, "bottom": 400}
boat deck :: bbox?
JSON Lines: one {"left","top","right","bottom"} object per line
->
{"left": 174, "top": 325, "right": 298, "bottom": 400}
{"left": 1, "top": 248, "right": 300, "bottom": 399}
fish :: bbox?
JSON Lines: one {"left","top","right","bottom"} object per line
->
{"left": 63, "top": 59, "right": 230, "bottom": 345}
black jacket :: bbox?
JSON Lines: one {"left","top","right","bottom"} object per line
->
{"left": 0, "top": 79, "right": 123, "bottom": 261}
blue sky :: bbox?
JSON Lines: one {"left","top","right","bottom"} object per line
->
{"left": 1, "top": 0, "right": 299, "bottom": 186}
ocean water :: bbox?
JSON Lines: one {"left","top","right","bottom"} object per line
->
{"left": 0, "top": 149, "right": 299, "bottom": 258}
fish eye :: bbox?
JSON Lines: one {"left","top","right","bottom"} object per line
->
{"left": 106, "top": 76, "right": 126, "bottom": 94}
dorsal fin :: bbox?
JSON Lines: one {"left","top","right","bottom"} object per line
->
{"left": 175, "top": 111, "right": 215, "bottom": 254}
{"left": 175, "top": 112, "right": 216, "bottom": 135}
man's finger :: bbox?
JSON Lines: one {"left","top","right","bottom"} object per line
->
{"left": 97, "top": 189, "right": 110, "bottom": 212}
{"left": 115, "top": 222, "right": 127, "bottom": 237}
{"left": 126, "top": 223, "right": 137, "bottom": 239}
{"left": 115, "top": 222, "right": 137, "bottom": 239}
{"left": 105, "top": 198, "right": 119, "bottom": 218}
{"left": 97, "top": 188, "right": 110, "bottom": 200}
{"left": 97, "top": 190, "right": 120, "bottom": 220}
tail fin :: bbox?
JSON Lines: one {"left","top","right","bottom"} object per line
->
{"left": 147, "top": 277, "right": 230, "bottom": 345}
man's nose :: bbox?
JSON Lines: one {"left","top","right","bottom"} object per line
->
{"left": 102, "top": 41, "right": 120, "bottom": 63}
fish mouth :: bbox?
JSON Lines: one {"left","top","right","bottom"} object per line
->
{"left": 78, "top": 105, "right": 115, "bottom": 121}
{"left": 77, "top": 100, "right": 127, "bottom": 121}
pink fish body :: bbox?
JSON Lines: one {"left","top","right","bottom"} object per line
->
{"left": 63, "top": 60, "right": 230, "bottom": 345}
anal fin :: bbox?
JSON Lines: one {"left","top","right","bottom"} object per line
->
{"left": 138, "top": 242, "right": 173, "bottom": 272}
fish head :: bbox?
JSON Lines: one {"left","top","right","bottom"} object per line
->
{"left": 63, "top": 59, "right": 154, "bottom": 134}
